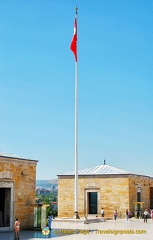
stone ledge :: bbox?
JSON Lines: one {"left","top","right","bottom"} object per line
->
{"left": 54, "top": 217, "right": 110, "bottom": 224}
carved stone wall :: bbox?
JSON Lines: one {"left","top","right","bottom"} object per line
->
{"left": 0, "top": 156, "right": 38, "bottom": 230}
{"left": 58, "top": 174, "right": 153, "bottom": 219}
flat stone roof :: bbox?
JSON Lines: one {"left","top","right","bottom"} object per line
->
{"left": 0, "top": 151, "right": 38, "bottom": 162}
{"left": 58, "top": 164, "right": 153, "bottom": 178}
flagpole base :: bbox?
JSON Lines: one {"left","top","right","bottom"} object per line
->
{"left": 74, "top": 211, "right": 80, "bottom": 219}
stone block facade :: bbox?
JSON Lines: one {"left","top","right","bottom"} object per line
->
{"left": 0, "top": 154, "right": 38, "bottom": 230}
{"left": 58, "top": 173, "right": 153, "bottom": 219}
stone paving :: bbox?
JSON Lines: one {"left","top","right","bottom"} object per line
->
{"left": 1, "top": 218, "right": 153, "bottom": 240}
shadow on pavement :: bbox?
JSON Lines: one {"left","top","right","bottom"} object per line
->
{"left": 0, "top": 228, "right": 72, "bottom": 240}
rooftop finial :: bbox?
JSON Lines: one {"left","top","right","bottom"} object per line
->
{"left": 104, "top": 159, "right": 106, "bottom": 165}
{"left": 75, "top": 6, "right": 78, "bottom": 14}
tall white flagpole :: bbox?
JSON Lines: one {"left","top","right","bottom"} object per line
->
{"left": 74, "top": 7, "right": 79, "bottom": 219}
{"left": 70, "top": 6, "right": 79, "bottom": 219}
{"left": 74, "top": 49, "right": 79, "bottom": 218}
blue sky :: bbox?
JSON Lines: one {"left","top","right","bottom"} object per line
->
{"left": 0, "top": 0, "right": 153, "bottom": 180}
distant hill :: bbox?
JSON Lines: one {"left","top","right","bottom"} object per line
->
{"left": 36, "top": 179, "right": 58, "bottom": 188}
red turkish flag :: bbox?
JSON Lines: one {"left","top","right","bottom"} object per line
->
{"left": 70, "top": 17, "right": 77, "bottom": 61}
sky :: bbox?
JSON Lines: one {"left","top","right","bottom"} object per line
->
{"left": 0, "top": 0, "right": 153, "bottom": 180}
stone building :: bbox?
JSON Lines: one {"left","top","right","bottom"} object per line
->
{"left": 58, "top": 163, "right": 153, "bottom": 218}
{"left": 0, "top": 152, "right": 38, "bottom": 231}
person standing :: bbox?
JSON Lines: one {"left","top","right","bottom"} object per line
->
{"left": 14, "top": 218, "right": 20, "bottom": 240}
{"left": 136, "top": 209, "right": 140, "bottom": 219}
{"left": 126, "top": 209, "right": 128, "bottom": 221}
{"left": 48, "top": 212, "right": 53, "bottom": 230}
{"left": 127, "top": 209, "right": 131, "bottom": 221}
{"left": 114, "top": 210, "right": 118, "bottom": 221}
{"left": 100, "top": 208, "right": 105, "bottom": 222}
{"left": 150, "top": 209, "right": 153, "bottom": 221}
{"left": 144, "top": 209, "right": 149, "bottom": 223}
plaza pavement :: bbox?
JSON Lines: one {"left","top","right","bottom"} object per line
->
{"left": 0, "top": 218, "right": 153, "bottom": 240}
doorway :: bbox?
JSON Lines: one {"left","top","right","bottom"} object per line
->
{"left": 150, "top": 187, "right": 153, "bottom": 208}
{"left": 88, "top": 192, "right": 97, "bottom": 214}
{"left": 0, "top": 188, "right": 11, "bottom": 227}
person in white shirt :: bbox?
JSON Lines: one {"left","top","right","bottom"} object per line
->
{"left": 48, "top": 212, "right": 53, "bottom": 230}
{"left": 100, "top": 208, "right": 105, "bottom": 222}
{"left": 144, "top": 209, "right": 149, "bottom": 223}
